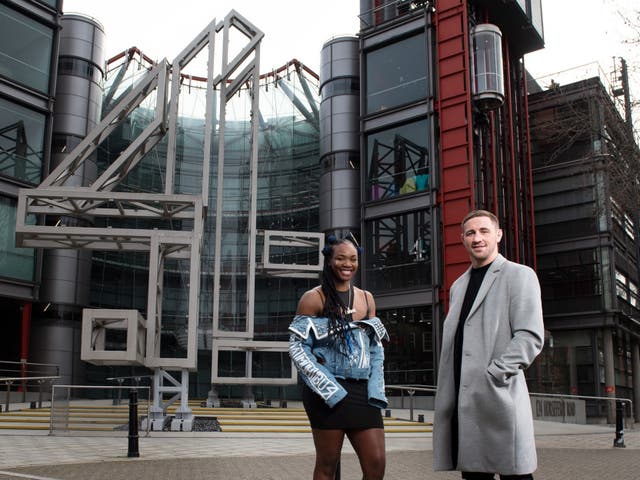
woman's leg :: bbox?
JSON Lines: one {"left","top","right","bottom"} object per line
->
{"left": 346, "top": 428, "right": 386, "bottom": 480}
{"left": 311, "top": 428, "right": 346, "bottom": 480}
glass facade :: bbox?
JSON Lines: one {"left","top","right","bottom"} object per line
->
{"left": 0, "top": 3, "right": 53, "bottom": 93}
{"left": 382, "top": 305, "right": 434, "bottom": 386}
{"left": 0, "top": 197, "right": 35, "bottom": 282}
{"left": 365, "top": 209, "right": 431, "bottom": 293}
{"left": 0, "top": 97, "right": 46, "bottom": 184}
{"left": 90, "top": 55, "right": 320, "bottom": 392}
{"left": 537, "top": 248, "right": 604, "bottom": 313}
{"left": 365, "top": 33, "right": 428, "bottom": 114}
{"left": 366, "top": 118, "right": 431, "bottom": 201}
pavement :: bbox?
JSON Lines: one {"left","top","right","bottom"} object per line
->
{"left": 0, "top": 409, "right": 638, "bottom": 479}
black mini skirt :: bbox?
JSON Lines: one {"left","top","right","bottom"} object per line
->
{"left": 302, "top": 378, "right": 384, "bottom": 430}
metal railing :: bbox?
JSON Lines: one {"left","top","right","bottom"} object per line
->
{"left": 50, "top": 384, "right": 151, "bottom": 436}
{"left": 0, "top": 360, "right": 60, "bottom": 412}
{"left": 106, "top": 375, "right": 154, "bottom": 405}
{"left": 385, "top": 384, "right": 436, "bottom": 421}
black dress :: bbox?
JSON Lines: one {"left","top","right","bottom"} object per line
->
{"left": 302, "top": 287, "right": 384, "bottom": 430}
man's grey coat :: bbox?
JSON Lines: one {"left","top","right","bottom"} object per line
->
{"left": 433, "top": 254, "right": 544, "bottom": 475}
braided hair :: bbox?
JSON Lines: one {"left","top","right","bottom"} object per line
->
{"left": 321, "top": 235, "right": 362, "bottom": 355}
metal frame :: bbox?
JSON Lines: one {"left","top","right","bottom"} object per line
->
{"left": 15, "top": 9, "right": 329, "bottom": 410}
{"left": 260, "top": 230, "right": 324, "bottom": 278}
{"left": 80, "top": 309, "right": 146, "bottom": 366}
{"left": 14, "top": 11, "right": 264, "bottom": 421}
{"left": 211, "top": 339, "right": 296, "bottom": 385}
{"left": 210, "top": 13, "right": 263, "bottom": 348}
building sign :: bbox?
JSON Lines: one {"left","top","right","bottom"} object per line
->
{"left": 530, "top": 396, "right": 586, "bottom": 424}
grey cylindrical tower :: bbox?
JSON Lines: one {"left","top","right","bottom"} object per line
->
{"left": 319, "top": 36, "right": 360, "bottom": 240}
{"left": 31, "top": 14, "right": 105, "bottom": 385}
{"left": 40, "top": 14, "right": 104, "bottom": 306}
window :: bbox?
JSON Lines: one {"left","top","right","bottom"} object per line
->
{"left": 0, "top": 98, "right": 45, "bottom": 183}
{"left": 58, "top": 57, "right": 103, "bottom": 85}
{"left": 0, "top": 196, "right": 36, "bottom": 282}
{"left": 365, "top": 33, "right": 428, "bottom": 114}
{"left": 382, "top": 305, "right": 434, "bottom": 386}
{"left": 365, "top": 209, "right": 431, "bottom": 292}
{"left": 537, "top": 249, "right": 603, "bottom": 313}
{"left": 366, "top": 119, "right": 430, "bottom": 201}
{"left": 0, "top": 3, "right": 53, "bottom": 93}
{"left": 320, "top": 77, "right": 359, "bottom": 101}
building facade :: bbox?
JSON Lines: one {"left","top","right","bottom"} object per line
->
{"left": 528, "top": 76, "right": 640, "bottom": 421}
{"left": 0, "top": 0, "right": 63, "bottom": 377}
{"left": 351, "top": 0, "right": 543, "bottom": 392}
{"left": 9, "top": 0, "right": 637, "bottom": 424}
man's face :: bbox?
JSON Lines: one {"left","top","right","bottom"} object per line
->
{"left": 461, "top": 215, "right": 502, "bottom": 268}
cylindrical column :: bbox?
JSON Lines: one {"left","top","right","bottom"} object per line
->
{"left": 40, "top": 13, "right": 105, "bottom": 307}
{"left": 567, "top": 347, "right": 578, "bottom": 395}
{"left": 128, "top": 389, "right": 140, "bottom": 457}
{"left": 603, "top": 328, "right": 616, "bottom": 424}
{"left": 31, "top": 14, "right": 105, "bottom": 384}
{"left": 319, "top": 36, "right": 360, "bottom": 240}
{"left": 632, "top": 342, "right": 640, "bottom": 422}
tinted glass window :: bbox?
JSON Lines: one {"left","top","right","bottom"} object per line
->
{"left": 365, "top": 209, "right": 431, "bottom": 293}
{"left": 365, "top": 33, "right": 427, "bottom": 113}
{"left": 0, "top": 97, "right": 45, "bottom": 183}
{"left": 366, "top": 119, "right": 430, "bottom": 201}
{"left": 0, "top": 3, "right": 53, "bottom": 93}
{"left": 0, "top": 196, "right": 35, "bottom": 282}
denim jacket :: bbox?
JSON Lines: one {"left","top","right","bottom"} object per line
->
{"left": 288, "top": 314, "right": 389, "bottom": 409}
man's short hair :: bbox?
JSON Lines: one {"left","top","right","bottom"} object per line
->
{"left": 461, "top": 209, "right": 500, "bottom": 230}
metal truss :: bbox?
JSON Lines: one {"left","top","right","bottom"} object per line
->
{"left": 15, "top": 10, "right": 265, "bottom": 425}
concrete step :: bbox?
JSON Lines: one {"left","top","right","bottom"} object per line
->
{"left": 0, "top": 404, "right": 432, "bottom": 434}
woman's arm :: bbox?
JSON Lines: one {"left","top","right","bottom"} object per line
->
{"left": 288, "top": 315, "right": 347, "bottom": 407}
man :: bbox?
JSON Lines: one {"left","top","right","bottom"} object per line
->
{"left": 433, "top": 210, "right": 544, "bottom": 480}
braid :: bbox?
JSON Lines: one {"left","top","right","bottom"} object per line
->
{"left": 321, "top": 236, "right": 358, "bottom": 354}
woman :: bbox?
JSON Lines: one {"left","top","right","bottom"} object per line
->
{"left": 289, "top": 235, "right": 388, "bottom": 480}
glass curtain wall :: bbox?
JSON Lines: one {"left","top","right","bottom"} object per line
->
{"left": 90, "top": 54, "right": 320, "bottom": 396}
{"left": 366, "top": 118, "right": 431, "bottom": 201}
{"left": 0, "top": 3, "right": 53, "bottom": 94}
{"left": 0, "top": 197, "right": 36, "bottom": 281}
{"left": 382, "top": 304, "right": 434, "bottom": 386}
{"left": 365, "top": 32, "right": 427, "bottom": 114}
{"left": 365, "top": 209, "right": 431, "bottom": 292}
{"left": 0, "top": 96, "right": 46, "bottom": 184}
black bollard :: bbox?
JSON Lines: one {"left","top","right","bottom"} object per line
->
{"left": 613, "top": 400, "right": 626, "bottom": 448}
{"left": 128, "top": 389, "right": 140, "bottom": 457}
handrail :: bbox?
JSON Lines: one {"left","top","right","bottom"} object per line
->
{"left": 0, "top": 376, "right": 60, "bottom": 382}
{"left": 385, "top": 385, "right": 635, "bottom": 431}
{"left": 1, "top": 375, "right": 60, "bottom": 412}
{"left": 385, "top": 384, "right": 436, "bottom": 421}
{"left": 106, "top": 375, "right": 154, "bottom": 382}
{"left": 0, "top": 360, "right": 59, "bottom": 378}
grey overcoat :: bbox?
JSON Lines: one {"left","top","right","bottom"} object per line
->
{"left": 433, "top": 254, "right": 544, "bottom": 475}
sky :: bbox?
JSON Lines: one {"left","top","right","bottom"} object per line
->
{"left": 61, "top": 0, "right": 362, "bottom": 74}
{"left": 62, "top": 0, "right": 639, "bottom": 100}
{"left": 525, "top": 0, "right": 638, "bottom": 91}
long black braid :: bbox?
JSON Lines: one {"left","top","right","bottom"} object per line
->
{"left": 321, "top": 235, "right": 361, "bottom": 355}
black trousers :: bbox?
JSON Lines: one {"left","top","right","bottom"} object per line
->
{"left": 462, "top": 473, "right": 534, "bottom": 480}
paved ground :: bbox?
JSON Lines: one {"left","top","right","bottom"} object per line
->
{"left": 0, "top": 410, "right": 638, "bottom": 479}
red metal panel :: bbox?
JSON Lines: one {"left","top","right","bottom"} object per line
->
{"left": 435, "top": 0, "right": 474, "bottom": 309}
{"left": 503, "top": 38, "right": 521, "bottom": 263}
{"left": 521, "top": 58, "right": 537, "bottom": 270}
